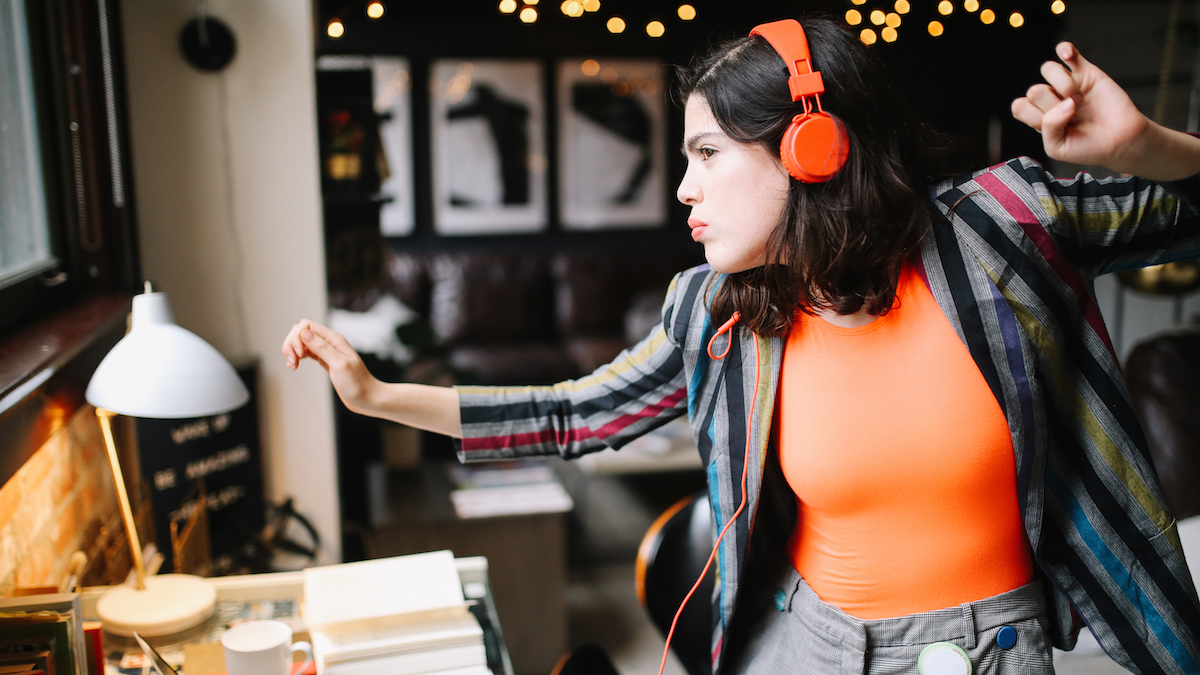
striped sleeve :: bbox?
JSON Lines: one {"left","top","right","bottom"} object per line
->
{"left": 454, "top": 273, "right": 691, "bottom": 463}
{"left": 1006, "top": 157, "right": 1200, "bottom": 279}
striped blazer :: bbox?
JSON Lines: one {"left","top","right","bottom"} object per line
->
{"left": 457, "top": 157, "right": 1200, "bottom": 674}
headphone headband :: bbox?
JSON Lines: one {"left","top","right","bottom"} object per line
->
{"left": 747, "top": 19, "right": 849, "bottom": 183}
{"left": 749, "top": 19, "right": 825, "bottom": 103}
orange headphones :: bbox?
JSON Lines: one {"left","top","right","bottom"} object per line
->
{"left": 750, "top": 19, "right": 850, "bottom": 183}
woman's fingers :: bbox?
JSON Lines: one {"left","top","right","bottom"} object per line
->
{"left": 305, "top": 321, "right": 355, "bottom": 355}
{"left": 282, "top": 320, "right": 313, "bottom": 369}
{"left": 1025, "top": 83, "right": 1064, "bottom": 114}
{"left": 1011, "top": 96, "right": 1045, "bottom": 133}
{"left": 1040, "top": 60, "right": 1079, "bottom": 101}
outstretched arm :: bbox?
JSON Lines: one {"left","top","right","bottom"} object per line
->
{"left": 1012, "top": 42, "right": 1200, "bottom": 182}
{"left": 282, "top": 319, "right": 462, "bottom": 438}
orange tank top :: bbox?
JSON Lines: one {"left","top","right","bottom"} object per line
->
{"left": 778, "top": 261, "right": 1033, "bottom": 620}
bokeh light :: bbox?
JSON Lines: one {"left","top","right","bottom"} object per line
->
{"left": 1009, "top": 11, "right": 1024, "bottom": 27}
{"left": 677, "top": 4, "right": 696, "bottom": 20}
{"left": 1051, "top": 0, "right": 1066, "bottom": 14}
{"left": 881, "top": 26, "right": 898, "bottom": 42}
{"left": 860, "top": 28, "right": 877, "bottom": 44}
{"left": 894, "top": 0, "right": 910, "bottom": 14}
{"left": 581, "top": 59, "right": 600, "bottom": 76}
{"left": 928, "top": 20, "right": 944, "bottom": 36}
{"left": 561, "top": 0, "right": 583, "bottom": 16}
{"left": 885, "top": 12, "right": 901, "bottom": 27}
{"left": 520, "top": 6, "right": 537, "bottom": 22}
{"left": 366, "top": 2, "right": 384, "bottom": 19}
{"left": 938, "top": 1, "right": 953, "bottom": 15}
{"left": 646, "top": 20, "right": 665, "bottom": 37}
{"left": 965, "top": 0, "right": 979, "bottom": 11}
{"left": 582, "top": 0, "right": 600, "bottom": 9}
{"left": 606, "top": 16, "right": 626, "bottom": 32}
{"left": 499, "top": 0, "right": 517, "bottom": 12}
{"left": 846, "top": 9, "right": 863, "bottom": 25}
{"left": 980, "top": 8, "right": 995, "bottom": 23}
{"left": 870, "top": 9, "right": 886, "bottom": 24}
{"left": 327, "top": 19, "right": 344, "bottom": 38}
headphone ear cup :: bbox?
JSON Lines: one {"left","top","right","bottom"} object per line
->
{"left": 780, "top": 112, "right": 850, "bottom": 183}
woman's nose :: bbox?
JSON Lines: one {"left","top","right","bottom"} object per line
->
{"left": 677, "top": 167, "right": 701, "bottom": 205}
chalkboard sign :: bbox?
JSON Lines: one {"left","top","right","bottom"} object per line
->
{"left": 135, "top": 363, "right": 265, "bottom": 574}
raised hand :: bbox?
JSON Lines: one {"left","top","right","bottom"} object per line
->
{"left": 282, "top": 319, "right": 378, "bottom": 415}
{"left": 1012, "top": 42, "right": 1200, "bottom": 181}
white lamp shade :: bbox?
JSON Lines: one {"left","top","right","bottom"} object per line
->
{"left": 86, "top": 290, "right": 249, "bottom": 418}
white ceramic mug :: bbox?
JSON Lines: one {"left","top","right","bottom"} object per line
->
{"left": 221, "top": 620, "right": 313, "bottom": 675}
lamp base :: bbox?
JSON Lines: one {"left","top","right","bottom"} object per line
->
{"left": 97, "top": 574, "right": 217, "bottom": 637}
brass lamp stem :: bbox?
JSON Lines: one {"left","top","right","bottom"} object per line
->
{"left": 96, "top": 408, "right": 146, "bottom": 590}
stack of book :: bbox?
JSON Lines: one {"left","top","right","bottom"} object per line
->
{"left": 446, "top": 460, "right": 573, "bottom": 519}
{"left": 303, "top": 550, "right": 490, "bottom": 675}
{"left": 0, "top": 594, "right": 89, "bottom": 675}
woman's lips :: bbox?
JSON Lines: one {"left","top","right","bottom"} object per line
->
{"left": 688, "top": 218, "right": 707, "bottom": 241}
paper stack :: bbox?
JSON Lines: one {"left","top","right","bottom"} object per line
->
{"left": 303, "top": 550, "right": 489, "bottom": 675}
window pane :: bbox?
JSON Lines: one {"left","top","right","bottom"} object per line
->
{"left": 0, "top": 0, "right": 55, "bottom": 290}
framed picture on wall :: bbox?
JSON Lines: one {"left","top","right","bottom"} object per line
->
{"left": 373, "top": 57, "right": 415, "bottom": 237}
{"left": 430, "top": 59, "right": 548, "bottom": 235}
{"left": 557, "top": 59, "right": 667, "bottom": 230}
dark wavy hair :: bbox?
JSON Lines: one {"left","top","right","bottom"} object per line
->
{"left": 677, "top": 15, "right": 968, "bottom": 337}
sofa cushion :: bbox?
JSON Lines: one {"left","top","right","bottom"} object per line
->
{"left": 428, "top": 253, "right": 557, "bottom": 346}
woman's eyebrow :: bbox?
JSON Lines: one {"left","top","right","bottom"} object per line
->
{"left": 681, "top": 132, "right": 720, "bottom": 156}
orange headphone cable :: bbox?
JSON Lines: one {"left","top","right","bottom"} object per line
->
{"left": 659, "top": 316, "right": 759, "bottom": 675}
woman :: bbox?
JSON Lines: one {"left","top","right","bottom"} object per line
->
{"left": 284, "top": 16, "right": 1200, "bottom": 675}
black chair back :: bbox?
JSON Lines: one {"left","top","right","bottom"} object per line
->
{"left": 635, "top": 489, "right": 714, "bottom": 675}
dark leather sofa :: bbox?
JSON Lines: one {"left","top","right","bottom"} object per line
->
{"left": 331, "top": 248, "right": 702, "bottom": 386}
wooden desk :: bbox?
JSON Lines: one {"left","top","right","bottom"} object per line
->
{"left": 368, "top": 464, "right": 567, "bottom": 675}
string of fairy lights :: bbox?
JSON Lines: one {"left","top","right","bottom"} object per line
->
{"left": 323, "top": 1, "right": 1065, "bottom": 43}
{"left": 497, "top": 0, "right": 699, "bottom": 37}
{"left": 848, "top": 0, "right": 1067, "bottom": 45}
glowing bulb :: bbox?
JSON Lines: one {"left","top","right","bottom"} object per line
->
{"left": 646, "top": 20, "right": 665, "bottom": 37}
{"left": 886, "top": 12, "right": 901, "bottom": 27}
{"left": 882, "top": 26, "right": 898, "bottom": 42}
{"left": 894, "top": 0, "right": 910, "bottom": 13}
{"left": 327, "top": 19, "right": 344, "bottom": 38}
{"left": 678, "top": 4, "right": 696, "bottom": 20}
{"left": 499, "top": 0, "right": 517, "bottom": 12}
{"left": 1051, "top": 0, "right": 1065, "bottom": 14}
{"left": 846, "top": 9, "right": 862, "bottom": 25}
{"left": 366, "top": 2, "right": 384, "bottom": 18}
{"left": 582, "top": 0, "right": 600, "bottom": 10}
{"left": 581, "top": 59, "right": 600, "bottom": 76}
{"left": 938, "top": 1, "right": 953, "bottom": 15}
{"left": 606, "top": 16, "right": 625, "bottom": 33}
{"left": 928, "top": 20, "right": 944, "bottom": 36}
{"left": 965, "top": 0, "right": 979, "bottom": 11}
{"left": 1009, "top": 11, "right": 1024, "bottom": 27}
{"left": 520, "top": 6, "right": 537, "bottom": 22}
{"left": 561, "top": 0, "right": 583, "bottom": 16}
{"left": 870, "top": 9, "right": 885, "bottom": 24}
{"left": 860, "top": 28, "right": 877, "bottom": 45}
{"left": 980, "top": 8, "right": 995, "bottom": 23}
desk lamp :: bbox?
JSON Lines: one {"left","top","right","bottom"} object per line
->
{"left": 86, "top": 282, "right": 249, "bottom": 636}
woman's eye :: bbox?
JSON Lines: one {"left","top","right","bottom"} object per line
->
{"left": 700, "top": 147, "right": 716, "bottom": 159}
